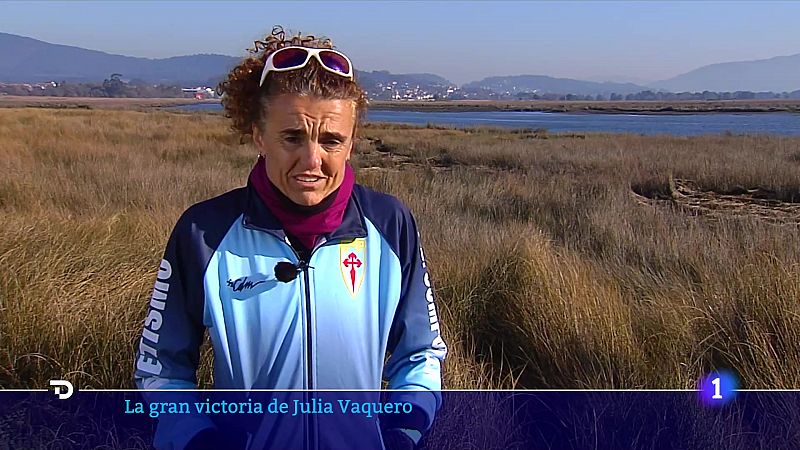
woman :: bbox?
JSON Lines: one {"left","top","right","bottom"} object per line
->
{"left": 134, "top": 27, "right": 447, "bottom": 450}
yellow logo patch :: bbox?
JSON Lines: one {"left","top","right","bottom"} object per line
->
{"left": 339, "top": 238, "right": 366, "bottom": 297}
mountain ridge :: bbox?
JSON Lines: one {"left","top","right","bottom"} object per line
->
{"left": 463, "top": 74, "right": 648, "bottom": 96}
{"left": 1, "top": 32, "right": 798, "bottom": 94}
{"left": 650, "top": 53, "right": 800, "bottom": 92}
{"left": 0, "top": 32, "right": 241, "bottom": 85}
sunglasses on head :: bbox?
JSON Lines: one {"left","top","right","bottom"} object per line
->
{"left": 259, "top": 46, "right": 354, "bottom": 86}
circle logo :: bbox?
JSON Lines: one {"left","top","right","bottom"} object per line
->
{"left": 698, "top": 370, "right": 739, "bottom": 407}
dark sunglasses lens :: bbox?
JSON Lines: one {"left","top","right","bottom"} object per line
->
{"left": 272, "top": 48, "right": 308, "bottom": 68}
{"left": 319, "top": 51, "right": 350, "bottom": 75}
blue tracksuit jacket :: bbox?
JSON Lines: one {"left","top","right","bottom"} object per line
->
{"left": 133, "top": 178, "right": 447, "bottom": 449}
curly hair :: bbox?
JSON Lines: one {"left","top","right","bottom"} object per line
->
{"left": 218, "top": 26, "right": 368, "bottom": 142}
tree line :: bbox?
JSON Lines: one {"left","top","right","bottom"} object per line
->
{"left": 0, "top": 74, "right": 189, "bottom": 98}
{"left": 2, "top": 74, "right": 799, "bottom": 102}
{"left": 509, "top": 90, "right": 800, "bottom": 101}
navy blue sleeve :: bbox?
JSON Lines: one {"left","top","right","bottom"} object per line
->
{"left": 133, "top": 188, "right": 245, "bottom": 450}
{"left": 134, "top": 214, "right": 202, "bottom": 386}
{"left": 383, "top": 206, "right": 447, "bottom": 433}
{"left": 357, "top": 186, "right": 448, "bottom": 434}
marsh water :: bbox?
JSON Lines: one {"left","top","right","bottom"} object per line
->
{"left": 176, "top": 103, "right": 800, "bottom": 136}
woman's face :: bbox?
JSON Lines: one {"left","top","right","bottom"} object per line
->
{"left": 253, "top": 94, "right": 356, "bottom": 206}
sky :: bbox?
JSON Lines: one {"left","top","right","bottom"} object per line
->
{"left": 1, "top": 1, "right": 799, "bottom": 85}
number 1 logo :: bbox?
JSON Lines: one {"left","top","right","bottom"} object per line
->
{"left": 698, "top": 371, "right": 738, "bottom": 406}
{"left": 711, "top": 377, "right": 722, "bottom": 399}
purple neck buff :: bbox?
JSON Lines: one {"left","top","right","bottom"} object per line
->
{"left": 249, "top": 156, "right": 355, "bottom": 251}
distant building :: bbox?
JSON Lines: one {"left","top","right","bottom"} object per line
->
{"left": 181, "top": 86, "right": 218, "bottom": 99}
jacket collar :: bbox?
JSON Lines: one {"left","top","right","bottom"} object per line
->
{"left": 241, "top": 178, "right": 367, "bottom": 242}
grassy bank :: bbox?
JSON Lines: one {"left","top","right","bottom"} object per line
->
{"left": 0, "top": 108, "right": 798, "bottom": 392}
{"left": 0, "top": 95, "right": 219, "bottom": 111}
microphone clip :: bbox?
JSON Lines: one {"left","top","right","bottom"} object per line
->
{"left": 274, "top": 260, "right": 313, "bottom": 283}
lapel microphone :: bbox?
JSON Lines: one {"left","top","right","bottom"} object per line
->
{"left": 274, "top": 261, "right": 312, "bottom": 283}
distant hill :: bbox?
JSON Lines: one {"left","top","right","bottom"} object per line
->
{"left": 3, "top": 32, "right": 799, "bottom": 97}
{"left": 356, "top": 70, "right": 454, "bottom": 99}
{"left": 0, "top": 32, "right": 240, "bottom": 85}
{"left": 0, "top": 32, "right": 455, "bottom": 95}
{"left": 651, "top": 54, "right": 800, "bottom": 92}
{"left": 584, "top": 75, "right": 655, "bottom": 85}
{"left": 463, "top": 75, "right": 648, "bottom": 96}
{"left": 357, "top": 70, "right": 452, "bottom": 88}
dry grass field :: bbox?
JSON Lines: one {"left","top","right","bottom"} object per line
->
{"left": 0, "top": 108, "right": 798, "bottom": 395}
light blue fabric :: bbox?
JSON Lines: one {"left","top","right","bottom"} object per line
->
{"left": 134, "top": 184, "right": 447, "bottom": 449}
{"left": 203, "top": 217, "right": 405, "bottom": 390}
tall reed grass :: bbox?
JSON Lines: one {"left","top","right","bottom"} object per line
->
{"left": 0, "top": 108, "right": 798, "bottom": 393}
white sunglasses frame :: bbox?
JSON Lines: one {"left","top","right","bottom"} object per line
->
{"left": 259, "top": 46, "right": 354, "bottom": 87}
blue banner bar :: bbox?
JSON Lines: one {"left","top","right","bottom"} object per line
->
{"left": 0, "top": 389, "right": 797, "bottom": 449}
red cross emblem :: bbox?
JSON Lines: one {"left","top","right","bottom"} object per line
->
{"left": 339, "top": 239, "right": 366, "bottom": 297}
{"left": 342, "top": 252, "right": 362, "bottom": 292}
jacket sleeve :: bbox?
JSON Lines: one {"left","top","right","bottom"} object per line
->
{"left": 134, "top": 216, "right": 214, "bottom": 450}
{"left": 382, "top": 208, "right": 448, "bottom": 435}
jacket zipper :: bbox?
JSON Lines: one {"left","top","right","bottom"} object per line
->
{"left": 299, "top": 260, "right": 313, "bottom": 390}
{"left": 281, "top": 237, "right": 315, "bottom": 387}
{"left": 273, "top": 232, "right": 364, "bottom": 449}
{"left": 299, "top": 258, "right": 315, "bottom": 450}
{"left": 296, "top": 238, "right": 354, "bottom": 450}
{"left": 286, "top": 237, "right": 330, "bottom": 450}
{"left": 244, "top": 212, "right": 366, "bottom": 450}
